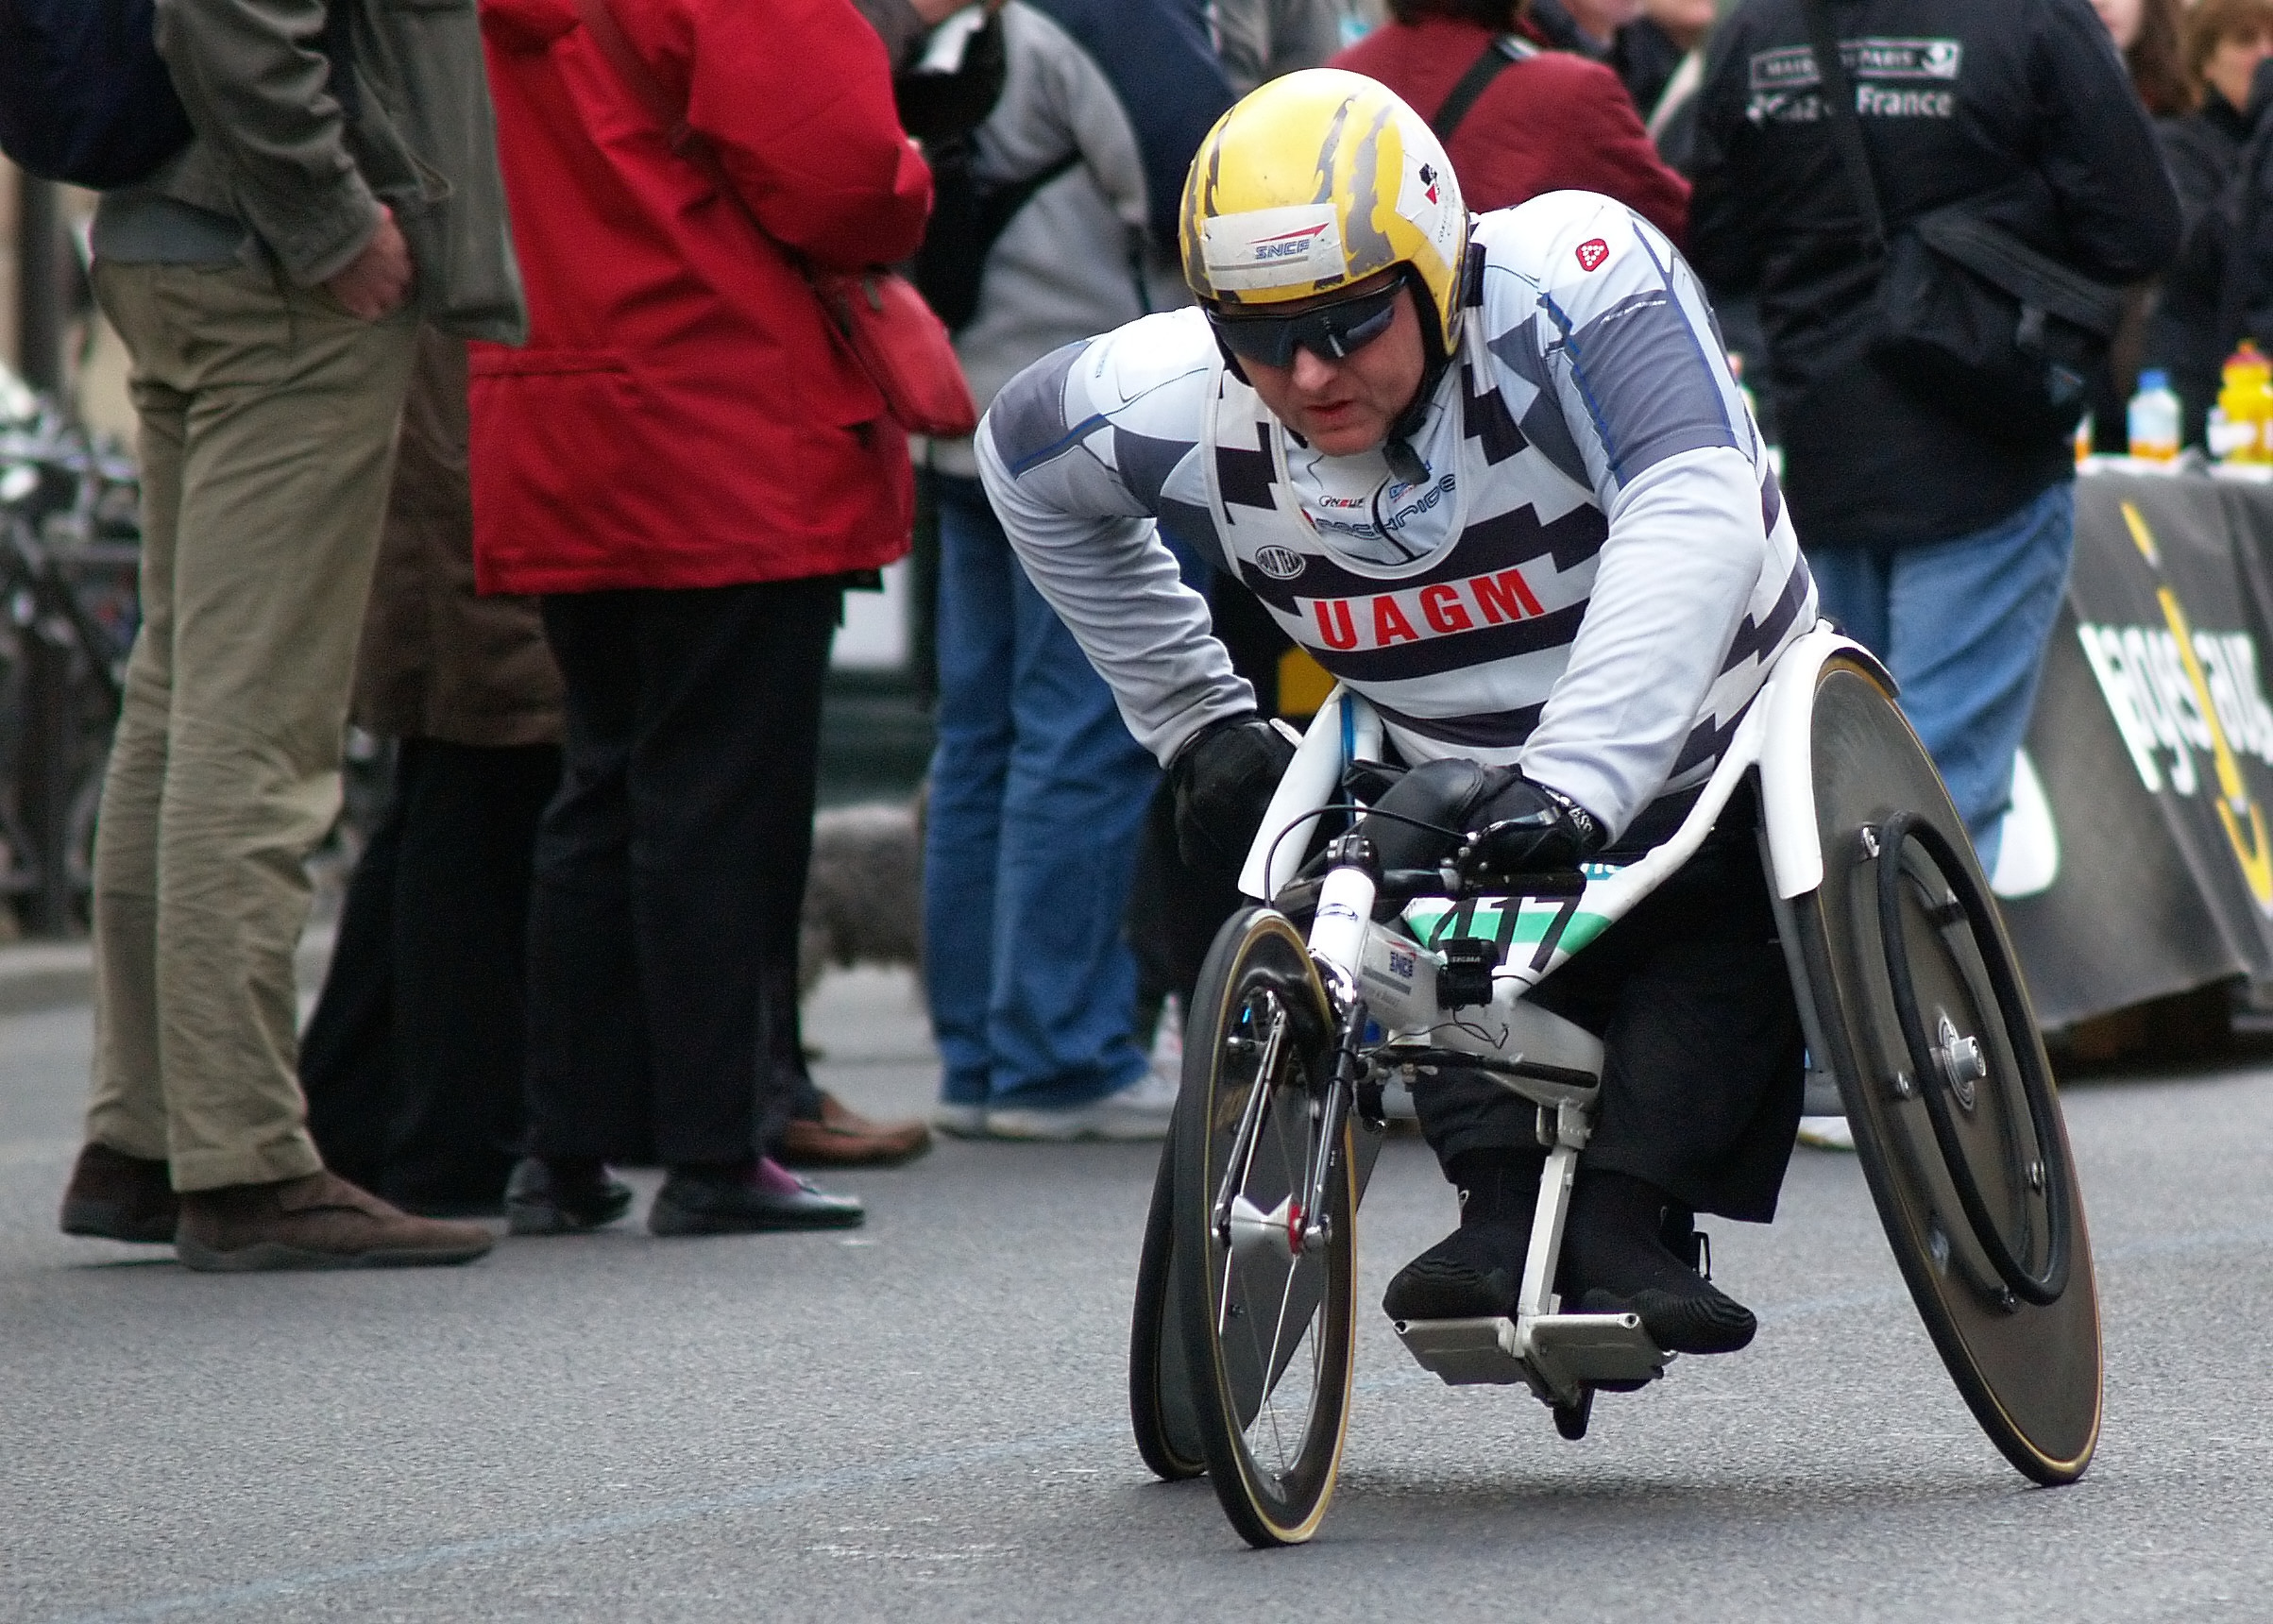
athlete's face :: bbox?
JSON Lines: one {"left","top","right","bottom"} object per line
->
{"left": 1235, "top": 283, "right": 1430, "bottom": 459}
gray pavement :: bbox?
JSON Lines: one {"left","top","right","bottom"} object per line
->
{"left": 4, "top": 958, "right": 2271, "bottom": 1622}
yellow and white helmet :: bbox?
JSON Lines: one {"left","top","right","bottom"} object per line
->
{"left": 1179, "top": 69, "right": 1468, "bottom": 354}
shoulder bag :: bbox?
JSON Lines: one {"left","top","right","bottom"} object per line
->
{"left": 571, "top": 0, "right": 978, "bottom": 438}
{"left": 1802, "top": 0, "right": 2124, "bottom": 441}
{"left": 1428, "top": 32, "right": 1538, "bottom": 144}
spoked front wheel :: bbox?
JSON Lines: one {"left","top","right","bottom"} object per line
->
{"left": 1171, "top": 906, "right": 1356, "bottom": 1547}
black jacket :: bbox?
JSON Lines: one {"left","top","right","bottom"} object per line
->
{"left": 2163, "top": 92, "right": 2259, "bottom": 241}
{"left": 1688, "top": 0, "right": 2179, "bottom": 550}
{"left": 2143, "top": 73, "right": 2273, "bottom": 443}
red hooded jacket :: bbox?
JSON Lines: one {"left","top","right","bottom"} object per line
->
{"left": 470, "top": 0, "right": 932, "bottom": 595}
{"left": 1332, "top": 16, "right": 1689, "bottom": 244}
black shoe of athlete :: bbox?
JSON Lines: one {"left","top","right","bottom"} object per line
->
{"left": 1560, "top": 1170, "right": 1756, "bottom": 1355}
{"left": 1382, "top": 1220, "right": 1530, "bottom": 1320}
{"left": 1382, "top": 1147, "right": 1544, "bottom": 1322}
{"left": 1577, "top": 1284, "right": 1756, "bottom": 1355}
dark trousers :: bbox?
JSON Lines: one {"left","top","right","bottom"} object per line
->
{"left": 301, "top": 738, "right": 562, "bottom": 1210}
{"left": 1384, "top": 786, "right": 1806, "bottom": 1224}
{"left": 522, "top": 578, "right": 840, "bottom": 1167}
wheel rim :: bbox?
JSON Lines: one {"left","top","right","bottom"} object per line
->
{"left": 1176, "top": 911, "right": 1354, "bottom": 1546}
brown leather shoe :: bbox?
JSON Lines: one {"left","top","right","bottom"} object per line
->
{"left": 59, "top": 1142, "right": 179, "bottom": 1243}
{"left": 777, "top": 1091, "right": 932, "bottom": 1169}
{"left": 176, "top": 1171, "right": 493, "bottom": 1272}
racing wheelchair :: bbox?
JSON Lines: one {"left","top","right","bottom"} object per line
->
{"left": 1126, "top": 624, "right": 2101, "bottom": 1548}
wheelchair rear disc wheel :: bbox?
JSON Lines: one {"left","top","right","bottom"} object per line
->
{"left": 1790, "top": 656, "right": 2101, "bottom": 1485}
{"left": 1172, "top": 906, "right": 1356, "bottom": 1547}
{"left": 1128, "top": 1133, "right": 1208, "bottom": 1480}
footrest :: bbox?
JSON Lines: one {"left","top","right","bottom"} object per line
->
{"left": 1522, "top": 1311, "right": 1671, "bottom": 1389}
{"left": 1393, "top": 1316, "right": 1531, "bottom": 1386}
{"left": 1394, "top": 1311, "right": 1671, "bottom": 1402}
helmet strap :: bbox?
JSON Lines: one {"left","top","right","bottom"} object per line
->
{"left": 1210, "top": 322, "right": 1253, "bottom": 386}
{"left": 1385, "top": 292, "right": 1455, "bottom": 470}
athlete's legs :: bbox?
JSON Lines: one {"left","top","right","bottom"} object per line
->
{"left": 1366, "top": 768, "right": 1798, "bottom": 1348}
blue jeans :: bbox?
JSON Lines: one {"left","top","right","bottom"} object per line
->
{"left": 1806, "top": 482, "right": 2075, "bottom": 873}
{"left": 924, "top": 474, "right": 1159, "bottom": 1109}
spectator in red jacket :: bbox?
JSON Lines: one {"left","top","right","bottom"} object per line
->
{"left": 470, "top": 0, "right": 931, "bottom": 1238}
{"left": 1332, "top": 0, "right": 1691, "bottom": 242}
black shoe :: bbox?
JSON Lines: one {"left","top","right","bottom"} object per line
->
{"left": 648, "top": 1158, "right": 864, "bottom": 1236}
{"left": 1560, "top": 1170, "right": 1756, "bottom": 1355}
{"left": 1382, "top": 1220, "right": 1529, "bottom": 1320}
{"left": 1579, "top": 1285, "right": 1756, "bottom": 1355}
{"left": 399, "top": 1195, "right": 509, "bottom": 1221}
{"left": 1382, "top": 1147, "right": 1545, "bottom": 1321}
{"left": 505, "top": 1157, "right": 633, "bottom": 1236}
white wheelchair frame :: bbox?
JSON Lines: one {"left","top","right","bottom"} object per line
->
{"left": 1232, "top": 621, "right": 1888, "bottom": 1410}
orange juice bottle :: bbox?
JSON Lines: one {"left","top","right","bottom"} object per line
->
{"left": 2128, "top": 369, "right": 2181, "bottom": 462}
{"left": 2218, "top": 341, "right": 2273, "bottom": 462}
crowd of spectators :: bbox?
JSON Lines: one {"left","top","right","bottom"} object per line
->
{"left": 49, "top": 0, "right": 2215, "bottom": 1267}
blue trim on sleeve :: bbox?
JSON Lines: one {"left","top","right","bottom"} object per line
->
{"left": 1008, "top": 411, "right": 1114, "bottom": 479}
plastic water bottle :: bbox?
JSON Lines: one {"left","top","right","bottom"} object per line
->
{"left": 2128, "top": 369, "right": 2181, "bottom": 463}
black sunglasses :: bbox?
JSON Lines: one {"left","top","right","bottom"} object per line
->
{"left": 1209, "top": 277, "right": 1406, "bottom": 368}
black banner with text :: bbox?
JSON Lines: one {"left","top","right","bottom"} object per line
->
{"left": 1993, "top": 470, "right": 2273, "bottom": 1026}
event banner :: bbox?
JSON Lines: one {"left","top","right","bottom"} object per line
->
{"left": 1993, "top": 470, "right": 2273, "bottom": 1026}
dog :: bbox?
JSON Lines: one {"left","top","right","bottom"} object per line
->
{"left": 799, "top": 799, "right": 924, "bottom": 998}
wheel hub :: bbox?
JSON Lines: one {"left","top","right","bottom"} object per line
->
{"left": 1934, "top": 1010, "right": 1986, "bottom": 1111}
{"left": 1226, "top": 1193, "right": 1331, "bottom": 1259}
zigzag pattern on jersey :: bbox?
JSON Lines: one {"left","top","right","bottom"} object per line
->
{"left": 1461, "top": 360, "right": 1529, "bottom": 465}
{"left": 1216, "top": 421, "right": 1277, "bottom": 518}
{"left": 1666, "top": 552, "right": 1816, "bottom": 785}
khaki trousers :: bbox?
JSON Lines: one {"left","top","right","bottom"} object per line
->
{"left": 84, "top": 260, "right": 418, "bottom": 1193}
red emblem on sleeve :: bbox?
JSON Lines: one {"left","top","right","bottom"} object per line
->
{"left": 1575, "top": 238, "right": 1610, "bottom": 272}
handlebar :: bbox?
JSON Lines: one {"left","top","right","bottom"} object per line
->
{"left": 1272, "top": 862, "right": 1586, "bottom": 917}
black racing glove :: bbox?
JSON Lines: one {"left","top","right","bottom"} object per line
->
{"left": 1461, "top": 770, "right": 1607, "bottom": 876}
{"left": 1167, "top": 714, "right": 1298, "bottom": 875}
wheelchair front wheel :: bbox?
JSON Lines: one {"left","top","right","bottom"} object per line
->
{"left": 1171, "top": 906, "right": 1356, "bottom": 1547}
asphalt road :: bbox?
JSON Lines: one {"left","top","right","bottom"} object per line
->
{"left": 4, "top": 964, "right": 2270, "bottom": 1623}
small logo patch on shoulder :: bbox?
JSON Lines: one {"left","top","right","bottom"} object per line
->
{"left": 1575, "top": 238, "right": 1610, "bottom": 272}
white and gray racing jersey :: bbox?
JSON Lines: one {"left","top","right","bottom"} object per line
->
{"left": 975, "top": 190, "right": 1814, "bottom": 843}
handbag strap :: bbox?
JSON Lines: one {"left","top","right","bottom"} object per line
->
{"left": 1430, "top": 34, "right": 1534, "bottom": 145}
{"left": 1798, "top": 0, "right": 1886, "bottom": 254}
{"left": 1915, "top": 210, "right": 2127, "bottom": 336}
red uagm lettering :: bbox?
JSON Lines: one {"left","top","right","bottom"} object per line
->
{"left": 1374, "top": 595, "right": 1420, "bottom": 645}
{"left": 1314, "top": 598, "right": 1357, "bottom": 651}
{"left": 1472, "top": 567, "right": 1544, "bottom": 624}
{"left": 1418, "top": 584, "right": 1471, "bottom": 634}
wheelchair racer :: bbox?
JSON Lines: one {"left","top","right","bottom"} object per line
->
{"left": 978, "top": 69, "right": 1814, "bottom": 1356}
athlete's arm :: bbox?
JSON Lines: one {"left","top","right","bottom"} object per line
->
{"left": 977, "top": 321, "right": 1258, "bottom": 764}
{"left": 1478, "top": 198, "right": 1783, "bottom": 840}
